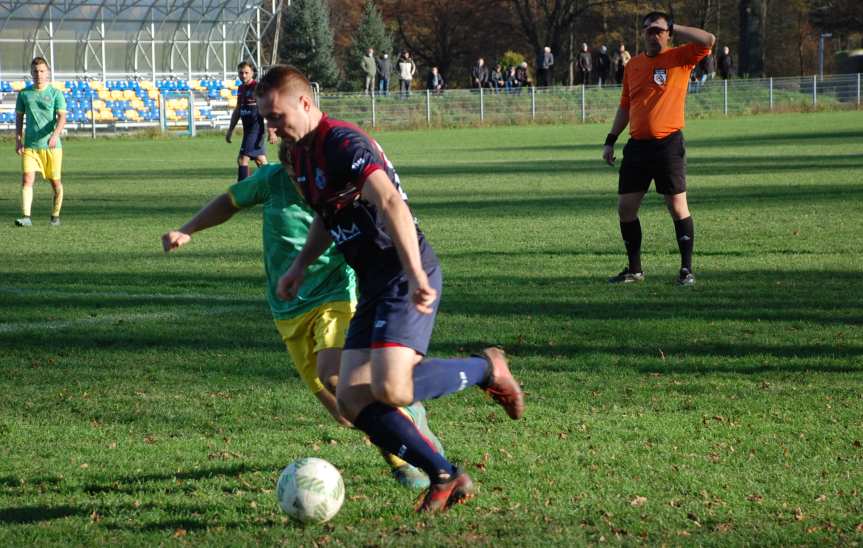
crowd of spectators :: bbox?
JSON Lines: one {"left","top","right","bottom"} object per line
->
{"left": 359, "top": 42, "right": 733, "bottom": 95}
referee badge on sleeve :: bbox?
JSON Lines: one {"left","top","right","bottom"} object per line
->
{"left": 653, "top": 68, "right": 667, "bottom": 86}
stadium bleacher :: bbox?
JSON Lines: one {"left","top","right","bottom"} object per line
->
{"left": 0, "top": 76, "right": 239, "bottom": 128}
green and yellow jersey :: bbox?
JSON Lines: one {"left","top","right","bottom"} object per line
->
{"left": 228, "top": 163, "right": 355, "bottom": 320}
{"left": 15, "top": 86, "right": 67, "bottom": 149}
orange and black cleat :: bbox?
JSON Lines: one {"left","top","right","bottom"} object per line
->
{"left": 481, "top": 347, "right": 525, "bottom": 420}
{"left": 416, "top": 469, "right": 476, "bottom": 513}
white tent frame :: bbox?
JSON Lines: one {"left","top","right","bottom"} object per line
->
{"left": 0, "top": 0, "right": 283, "bottom": 81}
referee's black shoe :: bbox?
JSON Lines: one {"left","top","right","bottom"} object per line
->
{"left": 676, "top": 268, "right": 696, "bottom": 287}
{"left": 608, "top": 267, "right": 645, "bottom": 284}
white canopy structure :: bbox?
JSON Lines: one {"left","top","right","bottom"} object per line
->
{"left": 0, "top": 0, "right": 283, "bottom": 80}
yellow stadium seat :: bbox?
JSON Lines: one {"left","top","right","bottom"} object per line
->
{"left": 110, "top": 90, "right": 123, "bottom": 100}
{"left": 139, "top": 80, "right": 153, "bottom": 90}
{"left": 123, "top": 89, "right": 136, "bottom": 100}
{"left": 125, "top": 109, "right": 139, "bottom": 120}
{"left": 176, "top": 98, "right": 189, "bottom": 109}
{"left": 98, "top": 89, "right": 110, "bottom": 100}
{"left": 85, "top": 110, "right": 94, "bottom": 120}
{"left": 51, "top": 82, "right": 65, "bottom": 90}
{"left": 148, "top": 88, "right": 160, "bottom": 100}
{"left": 227, "top": 96, "right": 237, "bottom": 108}
{"left": 219, "top": 88, "right": 232, "bottom": 99}
{"left": 91, "top": 99, "right": 106, "bottom": 109}
{"left": 90, "top": 80, "right": 104, "bottom": 90}
{"left": 12, "top": 81, "right": 25, "bottom": 91}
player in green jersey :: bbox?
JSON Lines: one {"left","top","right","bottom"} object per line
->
{"left": 161, "top": 149, "right": 445, "bottom": 489}
{"left": 14, "top": 57, "right": 67, "bottom": 227}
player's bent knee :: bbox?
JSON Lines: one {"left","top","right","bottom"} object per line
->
{"left": 369, "top": 381, "right": 412, "bottom": 408}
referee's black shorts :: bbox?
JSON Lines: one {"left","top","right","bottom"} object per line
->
{"left": 618, "top": 130, "right": 687, "bottom": 195}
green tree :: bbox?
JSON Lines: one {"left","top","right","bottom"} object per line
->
{"left": 347, "top": 1, "right": 394, "bottom": 90}
{"left": 278, "top": 0, "right": 340, "bottom": 88}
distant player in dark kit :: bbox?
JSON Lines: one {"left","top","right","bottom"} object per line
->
{"left": 255, "top": 65, "right": 525, "bottom": 513}
{"left": 602, "top": 11, "right": 715, "bottom": 286}
{"left": 226, "top": 61, "right": 275, "bottom": 181}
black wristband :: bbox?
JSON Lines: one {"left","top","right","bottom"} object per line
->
{"left": 604, "top": 133, "right": 618, "bottom": 147}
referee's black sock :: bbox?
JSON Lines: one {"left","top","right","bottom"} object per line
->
{"left": 237, "top": 165, "right": 249, "bottom": 181}
{"left": 674, "top": 216, "right": 694, "bottom": 271}
{"left": 620, "top": 219, "right": 643, "bottom": 273}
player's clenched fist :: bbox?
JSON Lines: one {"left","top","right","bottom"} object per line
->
{"left": 277, "top": 264, "right": 305, "bottom": 301}
{"left": 410, "top": 282, "right": 437, "bottom": 315}
{"left": 162, "top": 230, "right": 191, "bottom": 252}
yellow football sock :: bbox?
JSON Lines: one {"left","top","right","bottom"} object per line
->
{"left": 379, "top": 448, "right": 408, "bottom": 470}
{"left": 51, "top": 185, "right": 63, "bottom": 217}
{"left": 21, "top": 186, "right": 33, "bottom": 217}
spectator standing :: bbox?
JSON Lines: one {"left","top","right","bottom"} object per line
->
{"left": 516, "top": 61, "right": 531, "bottom": 88}
{"left": 377, "top": 53, "right": 392, "bottom": 95}
{"left": 426, "top": 66, "right": 445, "bottom": 95}
{"left": 397, "top": 52, "right": 416, "bottom": 97}
{"left": 595, "top": 45, "right": 611, "bottom": 87}
{"left": 538, "top": 46, "right": 554, "bottom": 86}
{"left": 471, "top": 58, "right": 489, "bottom": 89}
{"left": 489, "top": 64, "right": 505, "bottom": 93}
{"left": 717, "top": 46, "right": 733, "bottom": 79}
{"left": 577, "top": 43, "right": 593, "bottom": 85}
{"left": 613, "top": 43, "right": 632, "bottom": 84}
{"left": 362, "top": 48, "right": 377, "bottom": 95}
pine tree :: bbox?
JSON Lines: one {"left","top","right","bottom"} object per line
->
{"left": 278, "top": 0, "right": 340, "bottom": 88}
{"left": 347, "top": 1, "right": 394, "bottom": 91}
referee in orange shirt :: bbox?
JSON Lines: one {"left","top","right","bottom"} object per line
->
{"left": 603, "top": 11, "right": 715, "bottom": 286}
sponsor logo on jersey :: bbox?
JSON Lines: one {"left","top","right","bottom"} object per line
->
{"left": 329, "top": 223, "right": 361, "bottom": 244}
{"left": 351, "top": 157, "right": 366, "bottom": 172}
{"left": 314, "top": 168, "right": 327, "bottom": 190}
{"left": 653, "top": 68, "right": 667, "bottom": 86}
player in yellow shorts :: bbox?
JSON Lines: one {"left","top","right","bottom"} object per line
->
{"left": 14, "top": 57, "right": 67, "bottom": 227}
{"left": 161, "top": 149, "right": 445, "bottom": 489}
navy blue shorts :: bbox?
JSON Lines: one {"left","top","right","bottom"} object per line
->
{"left": 239, "top": 121, "right": 266, "bottom": 158}
{"left": 344, "top": 265, "right": 442, "bottom": 355}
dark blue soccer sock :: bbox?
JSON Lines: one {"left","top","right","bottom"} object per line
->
{"left": 620, "top": 219, "right": 643, "bottom": 273}
{"left": 411, "top": 356, "right": 490, "bottom": 402}
{"left": 674, "top": 216, "right": 694, "bottom": 271}
{"left": 353, "top": 402, "right": 456, "bottom": 483}
{"left": 237, "top": 165, "right": 250, "bottom": 181}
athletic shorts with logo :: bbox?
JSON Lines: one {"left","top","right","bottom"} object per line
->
{"left": 274, "top": 300, "right": 354, "bottom": 393}
{"left": 22, "top": 147, "right": 62, "bottom": 180}
{"left": 344, "top": 265, "right": 442, "bottom": 355}
{"left": 619, "top": 130, "right": 686, "bottom": 195}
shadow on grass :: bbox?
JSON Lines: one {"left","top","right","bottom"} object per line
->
{"left": 0, "top": 505, "right": 83, "bottom": 524}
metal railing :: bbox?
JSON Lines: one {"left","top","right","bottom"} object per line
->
{"left": 0, "top": 73, "right": 860, "bottom": 137}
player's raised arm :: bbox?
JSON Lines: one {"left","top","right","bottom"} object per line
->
{"left": 276, "top": 215, "right": 332, "bottom": 300}
{"left": 672, "top": 24, "right": 716, "bottom": 48}
{"left": 360, "top": 170, "right": 435, "bottom": 314}
{"left": 161, "top": 193, "right": 239, "bottom": 252}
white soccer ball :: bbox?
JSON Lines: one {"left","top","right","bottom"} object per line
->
{"left": 276, "top": 457, "right": 345, "bottom": 524}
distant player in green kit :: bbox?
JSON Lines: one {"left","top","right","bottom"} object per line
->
{"left": 14, "top": 57, "right": 67, "bottom": 227}
{"left": 161, "top": 144, "right": 444, "bottom": 489}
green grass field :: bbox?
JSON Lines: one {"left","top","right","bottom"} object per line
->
{"left": 1, "top": 111, "right": 862, "bottom": 546}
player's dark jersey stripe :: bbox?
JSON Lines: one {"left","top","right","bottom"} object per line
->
{"left": 291, "top": 113, "right": 438, "bottom": 297}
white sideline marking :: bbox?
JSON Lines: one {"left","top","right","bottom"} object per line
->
{"left": 0, "top": 286, "right": 259, "bottom": 303}
{"left": 0, "top": 287, "right": 265, "bottom": 334}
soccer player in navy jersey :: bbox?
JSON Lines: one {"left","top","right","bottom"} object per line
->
{"left": 226, "top": 62, "right": 276, "bottom": 181}
{"left": 255, "top": 65, "right": 525, "bottom": 513}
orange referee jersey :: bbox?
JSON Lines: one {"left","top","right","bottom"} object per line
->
{"left": 620, "top": 43, "right": 711, "bottom": 140}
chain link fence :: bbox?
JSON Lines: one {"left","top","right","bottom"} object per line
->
{"left": 1, "top": 73, "right": 860, "bottom": 137}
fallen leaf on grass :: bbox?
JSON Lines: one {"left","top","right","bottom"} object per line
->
{"left": 815, "top": 494, "right": 827, "bottom": 502}
{"left": 794, "top": 508, "right": 805, "bottom": 521}
{"left": 174, "top": 528, "right": 187, "bottom": 538}
{"left": 90, "top": 511, "right": 101, "bottom": 523}
{"left": 746, "top": 494, "right": 763, "bottom": 503}
{"left": 630, "top": 496, "right": 647, "bottom": 507}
